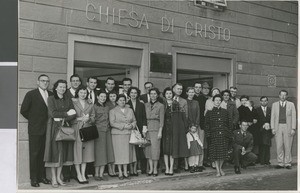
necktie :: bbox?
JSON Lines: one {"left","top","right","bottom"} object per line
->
{"left": 89, "top": 91, "right": 93, "bottom": 102}
{"left": 263, "top": 107, "right": 266, "bottom": 117}
{"left": 243, "top": 132, "right": 246, "bottom": 138}
{"left": 43, "top": 90, "right": 48, "bottom": 106}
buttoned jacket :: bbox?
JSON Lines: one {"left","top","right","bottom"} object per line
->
{"left": 271, "top": 101, "right": 296, "bottom": 133}
{"left": 109, "top": 106, "right": 137, "bottom": 135}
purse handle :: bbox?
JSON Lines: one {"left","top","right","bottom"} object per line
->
{"left": 61, "top": 118, "right": 70, "bottom": 127}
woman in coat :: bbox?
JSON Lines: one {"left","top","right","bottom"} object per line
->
{"left": 161, "top": 87, "right": 175, "bottom": 175}
{"left": 220, "top": 89, "right": 239, "bottom": 132}
{"left": 106, "top": 90, "right": 118, "bottom": 177}
{"left": 205, "top": 94, "right": 230, "bottom": 177}
{"left": 110, "top": 94, "right": 137, "bottom": 180}
{"left": 44, "top": 80, "right": 76, "bottom": 188}
{"left": 204, "top": 88, "right": 221, "bottom": 115}
{"left": 172, "top": 83, "right": 189, "bottom": 171}
{"left": 145, "top": 88, "right": 164, "bottom": 176}
{"left": 186, "top": 87, "right": 201, "bottom": 171}
{"left": 72, "top": 85, "right": 95, "bottom": 184}
{"left": 93, "top": 90, "right": 115, "bottom": 181}
{"left": 126, "top": 87, "right": 147, "bottom": 176}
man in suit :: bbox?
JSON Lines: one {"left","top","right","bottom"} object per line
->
{"left": 65, "top": 74, "right": 81, "bottom": 99}
{"left": 230, "top": 86, "right": 241, "bottom": 108}
{"left": 256, "top": 96, "right": 273, "bottom": 165}
{"left": 120, "top": 77, "right": 132, "bottom": 102}
{"left": 140, "top": 81, "right": 163, "bottom": 104}
{"left": 105, "top": 77, "right": 116, "bottom": 94}
{"left": 271, "top": 90, "right": 296, "bottom": 169}
{"left": 193, "top": 82, "right": 207, "bottom": 171}
{"left": 63, "top": 74, "right": 82, "bottom": 181}
{"left": 233, "top": 120, "right": 257, "bottom": 174}
{"left": 85, "top": 76, "right": 98, "bottom": 177}
{"left": 140, "top": 82, "right": 153, "bottom": 103}
{"left": 20, "top": 74, "right": 52, "bottom": 187}
{"left": 86, "top": 76, "right": 98, "bottom": 104}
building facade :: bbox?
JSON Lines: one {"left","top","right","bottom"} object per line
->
{"left": 18, "top": 0, "right": 298, "bottom": 184}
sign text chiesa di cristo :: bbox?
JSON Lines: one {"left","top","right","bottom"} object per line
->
{"left": 86, "top": 3, "right": 231, "bottom": 41}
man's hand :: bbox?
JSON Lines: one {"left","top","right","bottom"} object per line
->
{"left": 290, "top": 129, "right": 296, "bottom": 136}
{"left": 241, "top": 147, "right": 246, "bottom": 155}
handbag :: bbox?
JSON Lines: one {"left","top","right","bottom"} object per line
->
{"left": 129, "top": 126, "right": 144, "bottom": 145}
{"left": 55, "top": 119, "right": 76, "bottom": 141}
{"left": 79, "top": 124, "right": 99, "bottom": 142}
{"left": 139, "top": 138, "right": 151, "bottom": 148}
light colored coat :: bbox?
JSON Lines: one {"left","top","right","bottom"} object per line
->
{"left": 271, "top": 101, "right": 296, "bottom": 133}
{"left": 145, "top": 102, "right": 165, "bottom": 132}
{"left": 109, "top": 106, "right": 137, "bottom": 135}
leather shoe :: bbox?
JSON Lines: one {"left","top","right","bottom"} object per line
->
{"left": 286, "top": 166, "right": 292, "bottom": 169}
{"left": 234, "top": 166, "right": 241, "bottom": 174}
{"left": 39, "top": 178, "right": 51, "bottom": 184}
{"left": 275, "top": 165, "right": 284, "bottom": 169}
{"left": 31, "top": 180, "right": 40, "bottom": 187}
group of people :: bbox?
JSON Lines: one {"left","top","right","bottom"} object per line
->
{"left": 21, "top": 74, "right": 297, "bottom": 188}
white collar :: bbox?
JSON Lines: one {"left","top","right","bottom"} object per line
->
{"left": 38, "top": 87, "right": 47, "bottom": 94}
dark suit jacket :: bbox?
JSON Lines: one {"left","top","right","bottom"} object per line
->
{"left": 193, "top": 94, "right": 207, "bottom": 130}
{"left": 256, "top": 106, "right": 273, "bottom": 146}
{"left": 65, "top": 88, "right": 75, "bottom": 99}
{"left": 140, "top": 93, "right": 164, "bottom": 104}
{"left": 20, "top": 88, "right": 53, "bottom": 135}
{"left": 126, "top": 100, "right": 147, "bottom": 133}
{"left": 233, "top": 129, "right": 254, "bottom": 153}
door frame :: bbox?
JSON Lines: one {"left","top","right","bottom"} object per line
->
{"left": 171, "top": 46, "right": 236, "bottom": 87}
{"left": 67, "top": 34, "right": 149, "bottom": 89}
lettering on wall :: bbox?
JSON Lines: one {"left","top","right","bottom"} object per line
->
{"left": 86, "top": 3, "right": 231, "bottom": 41}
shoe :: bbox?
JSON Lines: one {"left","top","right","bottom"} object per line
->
{"left": 165, "top": 172, "right": 168, "bottom": 175}
{"left": 83, "top": 180, "right": 89, "bottom": 184}
{"left": 153, "top": 173, "right": 158, "bottom": 177}
{"left": 108, "top": 173, "right": 118, "bottom": 177}
{"left": 168, "top": 172, "right": 174, "bottom": 176}
{"left": 118, "top": 176, "right": 124, "bottom": 180}
{"left": 184, "top": 167, "right": 189, "bottom": 171}
{"left": 286, "top": 166, "right": 292, "bottom": 169}
{"left": 30, "top": 180, "right": 40, "bottom": 187}
{"left": 234, "top": 166, "right": 241, "bottom": 174}
{"left": 94, "top": 176, "right": 102, "bottom": 181}
{"left": 248, "top": 163, "right": 256, "bottom": 166}
{"left": 123, "top": 174, "right": 130, "bottom": 179}
{"left": 39, "top": 178, "right": 51, "bottom": 184}
{"left": 197, "top": 166, "right": 203, "bottom": 172}
{"left": 190, "top": 166, "right": 195, "bottom": 173}
{"left": 275, "top": 165, "right": 284, "bottom": 169}
{"left": 63, "top": 177, "right": 70, "bottom": 182}
{"left": 216, "top": 173, "right": 221, "bottom": 177}
{"left": 147, "top": 172, "right": 153, "bottom": 176}
{"left": 51, "top": 182, "right": 58, "bottom": 188}
{"left": 220, "top": 170, "right": 225, "bottom": 176}
{"left": 57, "top": 181, "right": 66, "bottom": 186}
{"left": 76, "top": 178, "right": 85, "bottom": 184}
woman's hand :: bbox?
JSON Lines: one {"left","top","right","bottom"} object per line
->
{"left": 67, "top": 109, "right": 76, "bottom": 116}
{"left": 157, "top": 129, "right": 162, "bottom": 139}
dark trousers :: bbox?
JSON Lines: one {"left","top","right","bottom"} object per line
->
{"left": 62, "top": 165, "right": 76, "bottom": 180}
{"left": 233, "top": 146, "right": 257, "bottom": 167}
{"left": 28, "top": 134, "right": 46, "bottom": 181}
{"left": 259, "top": 145, "right": 271, "bottom": 164}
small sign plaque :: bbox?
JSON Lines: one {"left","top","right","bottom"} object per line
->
{"left": 268, "top": 75, "right": 276, "bottom": 87}
{"left": 150, "top": 53, "right": 172, "bottom": 73}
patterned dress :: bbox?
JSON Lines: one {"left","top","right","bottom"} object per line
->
{"left": 205, "top": 107, "right": 230, "bottom": 161}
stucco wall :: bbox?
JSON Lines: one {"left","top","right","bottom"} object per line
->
{"left": 18, "top": 0, "right": 298, "bottom": 184}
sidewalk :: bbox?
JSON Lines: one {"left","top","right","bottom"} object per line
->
{"left": 18, "top": 156, "right": 297, "bottom": 190}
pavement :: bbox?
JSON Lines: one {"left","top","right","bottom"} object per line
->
{"left": 18, "top": 156, "right": 298, "bottom": 191}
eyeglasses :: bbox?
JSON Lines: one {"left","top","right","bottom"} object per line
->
{"left": 39, "top": 80, "right": 50, "bottom": 83}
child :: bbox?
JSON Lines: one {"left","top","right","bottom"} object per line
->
{"left": 186, "top": 125, "right": 203, "bottom": 173}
